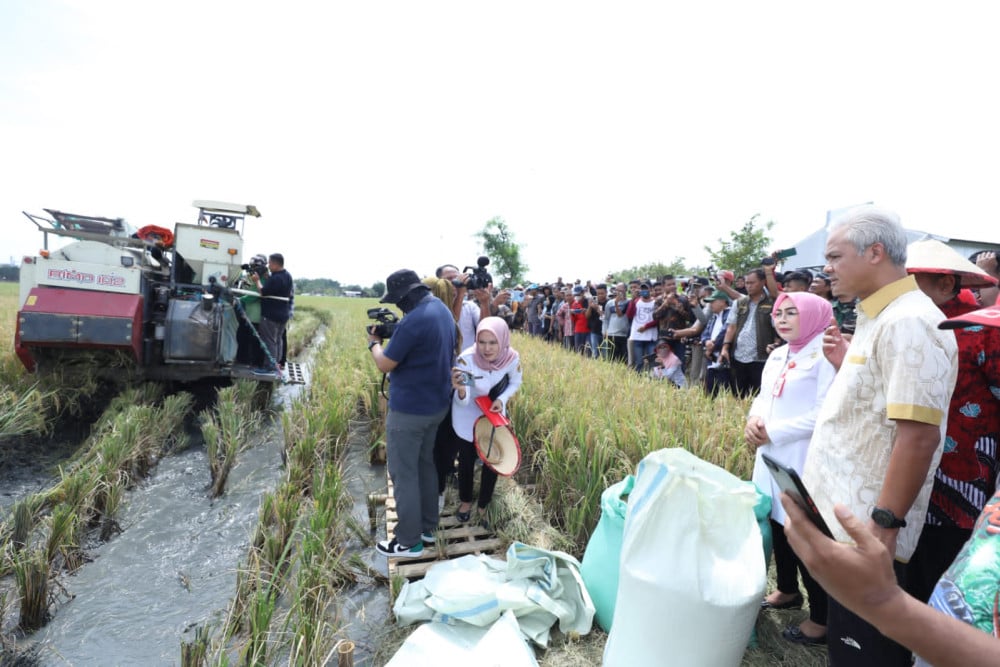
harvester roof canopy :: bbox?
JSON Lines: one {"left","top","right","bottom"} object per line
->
{"left": 192, "top": 201, "right": 261, "bottom": 217}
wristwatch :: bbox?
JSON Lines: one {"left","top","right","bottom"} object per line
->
{"left": 871, "top": 507, "right": 907, "bottom": 529}
{"left": 368, "top": 340, "right": 380, "bottom": 351}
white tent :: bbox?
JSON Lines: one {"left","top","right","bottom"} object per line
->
{"left": 780, "top": 208, "right": 999, "bottom": 273}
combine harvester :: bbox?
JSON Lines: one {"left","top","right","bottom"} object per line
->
{"left": 15, "top": 201, "right": 302, "bottom": 385}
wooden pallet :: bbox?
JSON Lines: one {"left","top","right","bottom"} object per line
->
{"left": 383, "top": 478, "right": 504, "bottom": 580}
{"left": 283, "top": 361, "right": 307, "bottom": 385}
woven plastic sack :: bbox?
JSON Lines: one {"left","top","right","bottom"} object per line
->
{"left": 603, "top": 448, "right": 766, "bottom": 666}
{"left": 579, "top": 474, "right": 635, "bottom": 632}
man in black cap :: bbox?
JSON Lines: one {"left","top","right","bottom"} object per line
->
{"left": 368, "top": 269, "right": 456, "bottom": 558}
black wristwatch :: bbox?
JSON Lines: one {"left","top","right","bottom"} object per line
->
{"left": 871, "top": 507, "right": 907, "bottom": 529}
{"left": 368, "top": 340, "right": 380, "bottom": 351}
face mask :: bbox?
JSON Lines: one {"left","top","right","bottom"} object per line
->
{"left": 640, "top": 290, "right": 650, "bottom": 298}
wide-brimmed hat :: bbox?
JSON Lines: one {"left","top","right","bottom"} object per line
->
{"left": 939, "top": 303, "right": 1000, "bottom": 330}
{"left": 380, "top": 269, "right": 424, "bottom": 304}
{"left": 472, "top": 396, "right": 521, "bottom": 476}
{"left": 906, "top": 239, "right": 998, "bottom": 288}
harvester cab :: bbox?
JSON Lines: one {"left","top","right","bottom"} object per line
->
{"left": 15, "top": 201, "right": 302, "bottom": 385}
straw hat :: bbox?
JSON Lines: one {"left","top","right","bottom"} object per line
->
{"left": 906, "top": 239, "right": 998, "bottom": 288}
{"left": 472, "top": 417, "right": 522, "bottom": 476}
{"left": 939, "top": 302, "right": 1000, "bottom": 330}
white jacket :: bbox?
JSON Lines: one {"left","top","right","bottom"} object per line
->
{"left": 749, "top": 333, "right": 836, "bottom": 524}
{"left": 452, "top": 347, "right": 523, "bottom": 442}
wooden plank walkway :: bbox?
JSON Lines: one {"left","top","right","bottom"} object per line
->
{"left": 383, "top": 475, "right": 504, "bottom": 580}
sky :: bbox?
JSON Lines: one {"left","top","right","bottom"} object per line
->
{"left": 3, "top": 1, "right": 1000, "bottom": 287}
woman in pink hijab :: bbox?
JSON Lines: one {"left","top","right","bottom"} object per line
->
{"left": 746, "top": 291, "right": 836, "bottom": 646}
{"left": 448, "top": 317, "right": 523, "bottom": 525}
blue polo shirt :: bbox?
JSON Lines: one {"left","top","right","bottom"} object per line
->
{"left": 383, "top": 294, "right": 455, "bottom": 415}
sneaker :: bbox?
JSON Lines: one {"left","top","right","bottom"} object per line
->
{"left": 421, "top": 532, "right": 436, "bottom": 545}
{"left": 252, "top": 367, "right": 277, "bottom": 376}
{"left": 375, "top": 538, "right": 423, "bottom": 558}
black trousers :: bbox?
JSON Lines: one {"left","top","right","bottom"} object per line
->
{"left": 904, "top": 524, "right": 972, "bottom": 604}
{"left": 456, "top": 433, "right": 497, "bottom": 508}
{"left": 771, "top": 519, "right": 828, "bottom": 625}
{"left": 704, "top": 366, "right": 732, "bottom": 397}
{"left": 731, "top": 359, "right": 765, "bottom": 398}
{"left": 433, "top": 411, "right": 498, "bottom": 508}
{"left": 433, "top": 407, "right": 455, "bottom": 494}
{"left": 609, "top": 335, "right": 628, "bottom": 363}
{"left": 827, "top": 560, "right": 910, "bottom": 667}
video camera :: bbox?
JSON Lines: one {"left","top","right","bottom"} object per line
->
{"left": 241, "top": 254, "right": 269, "bottom": 279}
{"left": 459, "top": 256, "right": 493, "bottom": 291}
{"left": 366, "top": 307, "right": 400, "bottom": 339}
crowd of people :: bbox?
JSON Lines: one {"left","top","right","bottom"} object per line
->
{"left": 482, "top": 260, "right": 858, "bottom": 399}
{"left": 363, "top": 208, "right": 1000, "bottom": 665}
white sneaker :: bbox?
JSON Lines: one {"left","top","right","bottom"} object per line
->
{"left": 375, "top": 538, "right": 423, "bottom": 558}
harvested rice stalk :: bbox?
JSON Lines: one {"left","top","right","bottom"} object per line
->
{"left": 14, "top": 550, "right": 50, "bottom": 632}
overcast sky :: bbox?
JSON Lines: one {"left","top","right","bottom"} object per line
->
{"left": 3, "top": 1, "right": 999, "bottom": 287}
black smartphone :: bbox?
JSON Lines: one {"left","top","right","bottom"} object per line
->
{"left": 761, "top": 453, "right": 833, "bottom": 538}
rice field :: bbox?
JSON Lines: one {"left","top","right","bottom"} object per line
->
{"left": 302, "top": 296, "right": 825, "bottom": 666}
{"left": 0, "top": 284, "right": 826, "bottom": 665}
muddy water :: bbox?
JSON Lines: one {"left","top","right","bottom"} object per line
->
{"left": 13, "top": 388, "right": 394, "bottom": 666}
{"left": 332, "top": 423, "right": 394, "bottom": 663}
{"left": 0, "top": 426, "right": 89, "bottom": 513}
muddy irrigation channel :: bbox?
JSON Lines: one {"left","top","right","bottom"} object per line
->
{"left": 0, "top": 381, "right": 395, "bottom": 666}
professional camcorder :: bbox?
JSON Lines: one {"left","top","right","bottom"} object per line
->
{"left": 241, "top": 254, "right": 269, "bottom": 279}
{"left": 459, "top": 256, "right": 493, "bottom": 291}
{"left": 366, "top": 307, "right": 400, "bottom": 339}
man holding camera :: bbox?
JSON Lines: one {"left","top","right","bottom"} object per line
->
{"left": 718, "top": 268, "right": 780, "bottom": 397}
{"left": 436, "top": 263, "right": 493, "bottom": 350}
{"left": 252, "top": 253, "right": 293, "bottom": 374}
{"left": 369, "top": 269, "right": 456, "bottom": 558}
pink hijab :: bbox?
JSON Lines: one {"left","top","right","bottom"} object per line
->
{"left": 772, "top": 291, "right": 833, "bottom": 354}
{"left": 473, "top": 316, "right": 519, "bottom": 371}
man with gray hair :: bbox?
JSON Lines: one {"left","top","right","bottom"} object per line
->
{"left": 801, "top": 206, "right": 957, "bottom": 664}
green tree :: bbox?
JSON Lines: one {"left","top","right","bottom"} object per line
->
{"left": 611, "top": 257, "right": 689, "bottom": 284}
{"left": 704, "top": 214, "right": 775, "bottom": 276}
{"left": 474, "top": 217, "right": 528, "bottom": 288}
{"left": 295, "top": 277, "right": 341, "bottom": 296}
